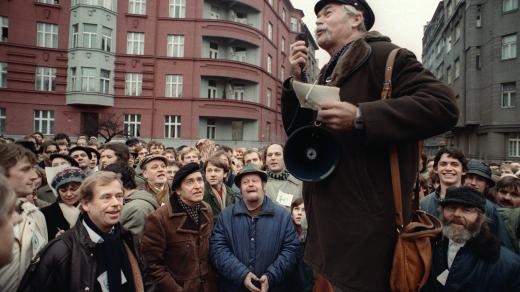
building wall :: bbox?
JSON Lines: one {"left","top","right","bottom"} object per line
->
{"left": 0, "top": 0, "right": 314, "bottom": 147}
{"left": 422, "top": 0, "right": 520, "bottom": 161}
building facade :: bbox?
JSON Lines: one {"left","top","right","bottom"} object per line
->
{"left": 422, "top": 0, "right": 519, "bottom": 161}
{"left": 0, "top": 0, "right": 317, "bottom": 148}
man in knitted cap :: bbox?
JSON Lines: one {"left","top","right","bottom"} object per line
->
{"left": 422, "top": 186, "right": 520, "bottom": 291}
{"left": 141, "top": 162, "right": 216, "bottom": 291}
{"left": 282, "top": 1, "right": 459, "bottom": 290}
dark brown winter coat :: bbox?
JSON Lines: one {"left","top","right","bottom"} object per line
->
{"left": 140, "top": 196, "right": 216, "bottom": 292}
{"left": 281, "top": 31, "right": 459, "bottom": 291}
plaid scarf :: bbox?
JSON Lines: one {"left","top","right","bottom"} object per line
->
{"left": 176, "top": 196, "right": 201, "bottom": 225}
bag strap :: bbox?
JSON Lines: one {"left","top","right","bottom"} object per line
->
{"left": 381, "top": 48, "right": 404, "bottom": 227}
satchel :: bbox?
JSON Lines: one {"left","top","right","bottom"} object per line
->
{"left": 381, "top": 48, "right": 442, "bottom": 292}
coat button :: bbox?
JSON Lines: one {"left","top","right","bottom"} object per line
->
{"left": 85, "top": 287, "right": 90, "bottom": 291}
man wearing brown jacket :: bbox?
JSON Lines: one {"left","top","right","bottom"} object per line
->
{"left": 283, "top": 0, "right": 459, "bottom": 291}
{"left": 141, "top": 162, "right": 216, "bottom": 292}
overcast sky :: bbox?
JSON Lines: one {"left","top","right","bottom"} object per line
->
{"left": 295, "top": 0, "right": 442, "bottom": 66}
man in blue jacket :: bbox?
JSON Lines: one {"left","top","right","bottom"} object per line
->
{"left": 210, "top": 164, "right": 300, "bottom": 292}
{"left": 422, "top": 186, "right": 520, "bottom": 291}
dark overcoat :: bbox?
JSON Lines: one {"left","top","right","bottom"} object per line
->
{"left": 281, "top": 31, "right": 459, "bottom": 291}
{"left": 141, "top": 197, "right": 216, "bottom": 292}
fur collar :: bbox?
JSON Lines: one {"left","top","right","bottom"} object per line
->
{"left": 324, "top": 31, "right": 392, "bottom": 86}
{"left": 465, "top": 224, "right": 501, "bottom": 262}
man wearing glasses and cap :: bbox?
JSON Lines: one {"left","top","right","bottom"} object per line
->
{"left": 282, "top": 0, "right": 459, "bottom": 290}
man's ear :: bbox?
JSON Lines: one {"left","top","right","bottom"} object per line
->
{"left": 80, "top": 199, "right": 89, "bottom": 213}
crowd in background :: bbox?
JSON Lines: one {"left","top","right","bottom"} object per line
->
{"left": 0, "top": 131, "right": 520, "bottom": 291}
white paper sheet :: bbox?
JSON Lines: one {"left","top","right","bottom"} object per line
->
{"left": 292, "top": 80, "right": 340, "bottom": 110}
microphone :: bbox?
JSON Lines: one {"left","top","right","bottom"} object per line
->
{"left": 295, "top": 33, "right": 308, "bottom": 83}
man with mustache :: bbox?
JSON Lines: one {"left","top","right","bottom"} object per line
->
{"left": 140, "top": 154, "right": 170, "bottom": 205}
{"left": 282, "top": 0, "right": 459, "bottom": 290}
{"left": 422, "top": 186, "right": 520, "bottom": 291}
{"left": 18, "top": 171, "right": 144, "bottom": 292}
{"left": 141, "top": 162, "right": 216, "bottom": 291}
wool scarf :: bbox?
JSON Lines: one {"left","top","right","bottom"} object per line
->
{"left": 318, "top": 42, "right": 353, "bottom": 84}
{"left": 83, "top": 215, "right": 135, "bottom": 292}
{"left": 174, "top": 195, "right": 202, "bottom": 225}
{"left": 267, "top": 169, "right": 290, "bottom": 181}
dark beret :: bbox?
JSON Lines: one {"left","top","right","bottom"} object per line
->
{"left": 171, "top": 162, "right": 201, "bottom": 190}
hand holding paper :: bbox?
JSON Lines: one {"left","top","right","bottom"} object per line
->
{"left": 292, "top": 80, "right": 340, "bottom": 110}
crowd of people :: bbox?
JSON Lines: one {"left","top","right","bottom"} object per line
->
{"left": 1, "top": 131, "right": 520, "bottom": 291}
{"left": 0, "top": 132, "right": 315, "bottom": 292}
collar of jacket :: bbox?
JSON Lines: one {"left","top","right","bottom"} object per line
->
{"left": 166, "top": 194, "right": 211, "bottom": 233}
{"left": 324, "top": 31, "right": 391, "bottom": 87}
{"left": 232, "top": 195, "right": 275, "bottom": 217}
{"left": 73, "top": 213, "right": 132, "bottom": 252}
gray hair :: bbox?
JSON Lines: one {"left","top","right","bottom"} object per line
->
{"left": 343, "top": 5, "right": 366, "bottom": 32}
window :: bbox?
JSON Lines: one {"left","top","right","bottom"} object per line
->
{"left": 38, "top": 0, "right": 59, "bottom": 4}
{"left": 208, "top": 80, "right": 217, "bottom": 98}
{"left": 165, "top": 74, "right": 183, "bottom": 97}
{"left": 280, "top": 65, "right": 286, "bottom": 80}
{"left": 265, "top": 121, "right": 271, "bottom": 141}
{"left": 128, "top": 0, "right": 146, "bottom": 15}
{"left": 37, "top": 23, "right": 58, "bottom": 48}
{"left": 0, "top": 108, "right": 5, "bottom": 135}
{"left": 281, "top": 36, "right": 285, "bottom": 53}
{"left": 209, "top": 42, "right": 218, "bottom": 59}
{"left": 34, "top": 110, "right": 54, "bottom": 135}
{"left": 72, "top": 24, "right": 79, "bottom": 48}
{"left": 81, "top": 67, "right": 96, "bottom": 92}
{"left": 83, "top": 24, "right": 97, "bottom": 49}
{"left": 446, "top": 35, "right": 452, "bottom": 52}
{"left": 267, "top": 22, "right": 273, "bottom": 40}
{"left": 455, "top": 22, "right": 461, "bottom": 41}
{"left": 0, "top": 17, "right": 7, "bottom": 42}
{"left": 290, "top": 17, "right": 298, "bottom": 32}
{"left": 476, "top": 5, "right": 482, "bottom": 27}
{"left": 100, "top": 69, "right": 110, "bottom": 94}
{"left": 446, "top": 0, "right": 453, "bottom": 16}
{"left": 125, "top": 73, "right": 143, "bottom": 96}
{"left": 501, "top": 82, "right": 517, "bottom": 108}
{"left": 0, "top": 62, "right": 6, "bottom": 88}
{"left": 233, "top": 85, "right": 244, "bottom": 101}
{"left": 127, "top": 32, "right": 144, "bottom": 55}
{"left": 210, "top": 6, "right": 220, "bottom": 19}
{"left": 502, "top": 34, "right": 517, "bottom": 60}
{"left": 167, "top": 35, "right": 184, "bottom": 57}
{"left": 70, "top": 67, "right": 76, "bottom": 91}
{"left": 510, "top": 134, "right": 520, "bottom": 157}
{"left": 454, "top": 58, "right": 460, "bottom": 79}
{"left": 124, "top": 114, "right": 141, "bottom": 137}
{"left": 266, "top": 88, "right": 272, "bottom": 107}
{"left": 101, "top": 0, "right": 112, "bottom": 10}
{"left": 169, "top": 0, "right": 185, "bottom": 18}
{"left": 234, "top": 12, "right": 247, "bottom": 24}
{"left": 101, "top": 26, "right": 112, "bottom": 52}
{"left": 503, "top": 0, "right": 519, "bottom": 12}
{"left": 282, "top": 9, "right": 286, "bottom": 22}
{"left": 232, "top": 47, "right": 246, "bottom": 62}
{"left": 206, "top": 118, "right": 216, "bottom": 139}
{"left": 268, "top": 0, "right": 273, "bottom": 6}
{"left": 446, "top": 66, "right": 452, "bottom": 84}
{"left": 267, "top": 55, "right": 272, "bottom": 74}
{"left": 164, "top": 115, "right": 181, "bottom": 138}
{"left": 35, "top": 67, "right": 56, "bottom": 91}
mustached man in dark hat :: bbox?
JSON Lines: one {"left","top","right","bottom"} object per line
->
{"left": 422, "top": 186, "right": 520, "bottom": 291}
{"left": 141, "top": 162, "right": 217, "bottom": 291}
{"left": 282, "top": 1, "right": 459, "bottom": 290}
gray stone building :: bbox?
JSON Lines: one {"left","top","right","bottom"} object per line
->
{"left": 422, "top": 0, "right": 519, "bottom": 161}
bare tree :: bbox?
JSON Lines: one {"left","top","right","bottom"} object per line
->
{"left": 97, "top": 113, "right": 125, "bottom": 143}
